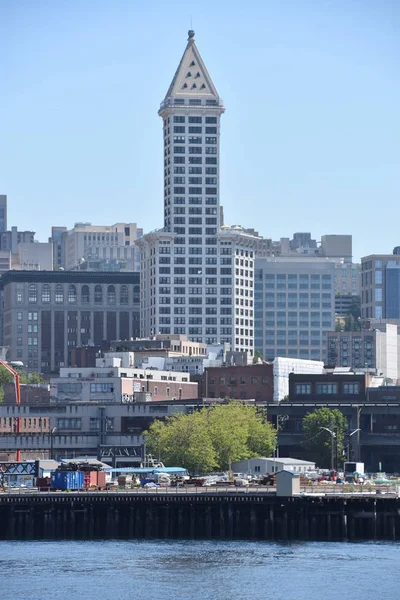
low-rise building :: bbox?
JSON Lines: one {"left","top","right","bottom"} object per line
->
{"left": 288, "top": 371, "right": 367, "bottom": 402}
{"left": 4, "top": 383, "right": 50, "bottom": 405}
{"left": 142, "top": 354, "right": 222, "bottom": 376}
{"left": 51, "top": 352, "right": 198, "bottom": 403}
{"left": 232, "top": 457, "right": 316, "bottom": 476}
{"left": 266, "top": 372, "right": 400, "bottom": 472}
{"left": 107, "top": 334, "right": 207, "bottom": 357}
{"left": 202, "top": 362, "right": 274, "bottom": 402}
{"left": 0, "top": 400, "right": 193, "bottom": 464}
{"left": 202, "top": 357, "right": 324, "bottom": 403}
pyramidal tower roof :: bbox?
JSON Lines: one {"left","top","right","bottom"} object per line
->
{"left": 161, "top": 30, "right": 221, "bottom": 106}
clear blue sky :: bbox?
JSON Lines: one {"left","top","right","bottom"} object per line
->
{"left": 1, "top": 0, "right": 399, "bottom": 261}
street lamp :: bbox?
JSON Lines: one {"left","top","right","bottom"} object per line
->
{"left": 50, "top": 427, "right": 57, "bottom": 461}
{"left": 320, "top": 426, "right": 336, "bottom": 471}
{"left": 346, "top": 428, "right": 361, "bottom": 461}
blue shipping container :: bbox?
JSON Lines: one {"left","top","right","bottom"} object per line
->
{"left": 51, "top": 471, "right": 84, "bottom": 490}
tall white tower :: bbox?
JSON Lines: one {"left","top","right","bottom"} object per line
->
{"left": 139, "top": 31, "right": 256, "bottom": 355}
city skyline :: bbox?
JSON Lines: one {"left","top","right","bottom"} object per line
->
{"left": 2, "top": 1, "right": 399, "bottom": 262}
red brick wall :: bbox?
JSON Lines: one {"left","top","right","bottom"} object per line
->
{"left": 4, "top": 384, "right": 50, "bottom": 405}
{"left": 143, "top": 380, "right": 198, "bottom": 401}
{"left": 202, "top": 363, "right": 274, "bottom": 402}
{"left": 0, "top": 416, "right": 50, "bottom": 434}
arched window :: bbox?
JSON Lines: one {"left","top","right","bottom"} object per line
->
{"left": 120, "top": 284, "right": 129, "bottom": 305}
{"left": 68, "top": 284, "right": 77, "bottom": 303}
{"left": 55, "top": 284, "right": 64, "bottom": 303}
{"left": 81, "top": 285, "right": 90, "bottom": 304}
{"left": 94, "top": 285, "right": 103, "bottom": 304}
{"left": 107, "top": 285, "right": 116, "bottom": 305}
{"left": 41, "top": 284, "right": 50, "bottom": 303}
{"left": 28, "top": 284, "right": 37, "bottom": 303}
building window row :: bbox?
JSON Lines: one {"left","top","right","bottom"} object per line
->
{"left": 18, "top": 283, "right": 137, "bottom": 305}
{"left": 295, "top": 382, "right": 360, "bottom": 395}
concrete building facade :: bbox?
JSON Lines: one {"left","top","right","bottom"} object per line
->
{"left": 50, "top": 222, "right": 143, "bottom": 272}
{"left": 0, "top": 226, "right": 35, "bottom": 254}
{"left": 0, "top": 400, "right": 191, "bottom": 463}
{"left": 319, "top": 235, "right": 352, "bottom": 263}
{"left": 327, "top": 323, "right": 400, "bottom": 381}
{"left": 11, "top": 242, "right": 53, "bottom": 271}
{"left": 1, "top": 271, "right": 140, "bottom": 373}
{"left": 254, "top": 256, "right": 336, "bottom": 362}
{"left": 138, "top": 31, "right": 257, "bottom": 356}
{"left": 334, "top": 262, "right": 361, "bottom": 297}
{"left": 51, "top": 352, "right": 198, "bottom": 403}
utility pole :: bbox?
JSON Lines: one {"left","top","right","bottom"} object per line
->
{"left": 321, "top": 426, "right": 336, "bottom": 471}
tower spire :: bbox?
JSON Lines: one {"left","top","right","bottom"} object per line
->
{"left": 160, "top": 30, "right": 221, "bottom": 108}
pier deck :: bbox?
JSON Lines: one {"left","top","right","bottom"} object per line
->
{"left": 1, "top": 489, "right": 400, "bottom": 541}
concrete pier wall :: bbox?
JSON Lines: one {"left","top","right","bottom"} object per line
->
{"left": 0, "top": 492, "right": 399, "bottom": 541}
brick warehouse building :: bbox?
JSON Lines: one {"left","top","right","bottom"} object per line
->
{"left": 0, "top": 270, "right": 140, "bottom": 373}
{"left": 201, "top": 363, "right": 274, "bottom": 402}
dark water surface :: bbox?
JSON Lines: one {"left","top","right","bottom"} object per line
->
{"left": 1, "top": 539, "right": 398, "bottom": 600}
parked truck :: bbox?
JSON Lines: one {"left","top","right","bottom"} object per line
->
{"left": 344, "top": 462, "right": 365, "bottom": 482}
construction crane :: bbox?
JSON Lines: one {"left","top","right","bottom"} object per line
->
{"left": 0, "top": 360, "right": 21, "bottom": 461}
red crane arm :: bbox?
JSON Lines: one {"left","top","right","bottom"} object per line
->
{"left": 0, "top": 360, "right": 21, "bottom": 405}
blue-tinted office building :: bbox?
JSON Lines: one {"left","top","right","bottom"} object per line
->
{"left": 361, "top": 252, "right": 400, "bottom": 320}
{"left": 255, "top": 257, "right": 336, "bottom": 362}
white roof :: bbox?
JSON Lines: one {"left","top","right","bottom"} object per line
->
{"left": 263, "top": 457, "right": 315, "bottom": 465}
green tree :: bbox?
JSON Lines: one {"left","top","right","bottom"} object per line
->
{"left": 302, "top": 407, "right": 347, "bottom": 469}
{"left": 344, "top": 313, "right": 356, "bottom": 331}
{"left": 335, "top": 320, "right": 343, "bottom": 332}
{"left": 208, "top": 403, "right": 276, "bottom": 469}
{"left": 19, "top": 371, "right": 45, "bottom": 384}
{"left": 0, "top": 365, "right": 14, "bottom": 404}
{"left": 144, "top": 403, "right": 277, "bottom": 474}
{"left": 253, "top": 350, "right": 264, "bottom": 363}
{"left": 145, "top": 410, "right": 217, "bottom": 475}
{"left": 348, "top": 296, "right": 361, "bottom": 323}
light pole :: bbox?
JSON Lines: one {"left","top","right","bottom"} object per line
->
{"left": 347, "top": 428, "right": 361, "bottom": 461}
{"left": 50, "top": 427, "right": 57, "bottom": 460}
{"left": 320, "top": 426, "right": 336, "bottom": 471}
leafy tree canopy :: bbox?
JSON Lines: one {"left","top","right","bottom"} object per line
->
{"left": 19, "top": 371, "right": 45, "bottom": 384}
{"left": 144, "top": 402, "right": 277, "bottom": 474}
{"left": 0, "top": 366, "right": 14, "bottom": 404}
{"left": 302, "top": 407, "right": 347, "bottom": 468}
